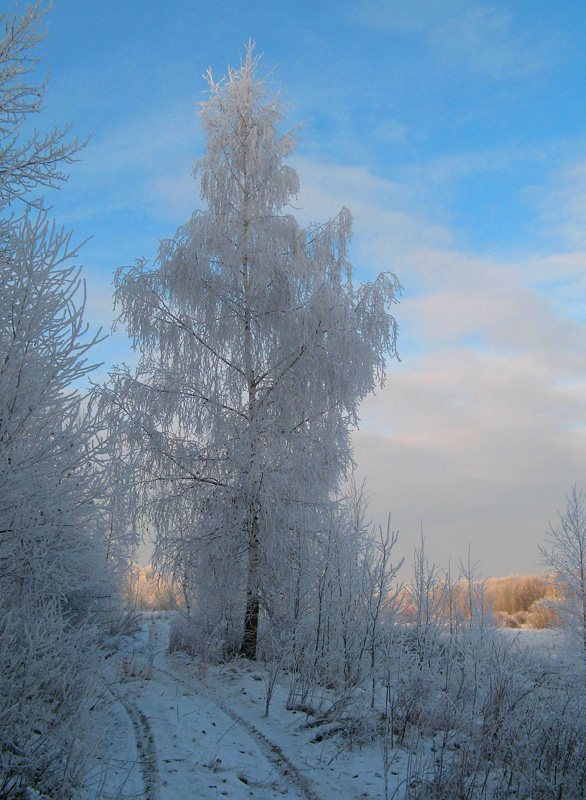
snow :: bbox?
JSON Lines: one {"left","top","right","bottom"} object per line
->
{"left": 89, "top": 613, "right": 413, "bottom": 800}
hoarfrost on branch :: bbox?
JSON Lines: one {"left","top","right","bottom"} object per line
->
{"left": 102, "top": 45, "right": 401, "bottom": 658}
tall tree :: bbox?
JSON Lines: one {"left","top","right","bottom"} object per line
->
{"left": 103, "top": 47, "right": 400, "bottom": 658}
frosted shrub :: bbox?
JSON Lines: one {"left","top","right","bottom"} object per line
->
{"left": 168, "top": 614, "right": 205, "bottom": 659}
{"left": 496, "top": 611, "right": 521, "bottom": 629}
{"left": 540, "top": 486, "right": 586, "bottom": 657}
{"left": 0, "top": 208, "right": 117, "bottom": 796}
{"left": 525, "top": 597, "right": 561, "bottom": 629}
{"left": 169, "top": 610, "right": 242, "bottom": 663}
{"left": 392, "top": 611, "right": 586, "bottom": 800}
{"left": 485, "top": 574, "right": 553, "bottom": 617}
{"left": 475, "top": 656, "right": 586, "bottom": 799}
{"left": 0, "top": 604, "right": 106, "bottom": 798}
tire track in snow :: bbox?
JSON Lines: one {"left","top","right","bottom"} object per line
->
{"left": 124, "top": 617, "right": 321, "bottom": 800}
{"left": 116, "top": 692, "right": 160, "bottom": 800}
{"left": 105, "top": 617, "right": 166, "bottom": 800}
{"left": 156, "top": 660, "right": 322, "bottom": 800}
{"left": 211, "top": 694, "right": 323, "bottom": 800}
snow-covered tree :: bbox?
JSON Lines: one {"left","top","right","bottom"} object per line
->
{"left": 0, "top": 200, "right": 112, "bottom": 800}
{"left": 103, "top": 46, "right": 400, "bottom": 658}
{"left": 540, "top": 486, "right": 586, "bottom": 658}
{"left": 0, "top": 6, "right": 115, "bottom": 795}
{"left": 0, "top": 214, "right": 108, "bottom": 606}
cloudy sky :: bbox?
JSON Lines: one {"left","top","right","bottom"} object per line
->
{"left": 34, "top": 0, "right": 586, "bottom": 577}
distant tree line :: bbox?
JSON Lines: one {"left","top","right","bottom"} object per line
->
{"left": 125, "top": 560, "right": 561, "bottom": 631}
{"left": 125, "top": 564, "right": 181, "bottom": 612}
{"left": 484, "top": 573, "right": 558, "bottom": 628}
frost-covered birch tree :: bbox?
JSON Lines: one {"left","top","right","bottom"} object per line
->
{"left": 104, "top": 47, "right": 400, "bottom": 659}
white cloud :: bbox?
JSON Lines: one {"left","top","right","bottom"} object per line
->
{"left": 289, "top": 156, "right": 586, "bottom": 576}
{"left": 293, "top": 157, "right": 453, "bottom": 275}
{"left": 353, "top": 346, "right": 586, "bottom": 577}
{"left": 531, "top": 158, "right": 586, "bottom": 249}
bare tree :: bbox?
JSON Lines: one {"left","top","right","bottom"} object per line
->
{"left": 363, "top": 514, "right": 403, "bottom": 707}
{"left": 0, "top": 3, "right": 83, "bottom": 207}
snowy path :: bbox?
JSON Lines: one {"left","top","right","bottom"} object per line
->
{"left": 154, "top": 660, "right": 322, "bottom": 800}
{"left": 115, "top": 694, "right": 160, "bottom": 800}
{"left": 98, "top": 614, "right": 392, "bottom": 800}
{"left": 107, "top": 616, "right": 321, "bottom": 799}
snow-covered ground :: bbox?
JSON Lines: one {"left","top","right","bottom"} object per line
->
{"left": 89, "top": 613, "right": 415, "bottom": 800}
{"left": 87, "top": 616, "right": 573, "bottom": 800}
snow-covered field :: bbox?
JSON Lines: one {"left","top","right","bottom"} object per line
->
{"left": 90, "top": 614, "right": 412, "bottom": 800}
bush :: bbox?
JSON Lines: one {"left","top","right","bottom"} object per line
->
{"left": 0, "top": 604, "right": 107, "bottom": 798}
{"left": 168, "top": 612, "right": 241, "bottom": 663}
{"left": 525, "top": 597, "right": 561, "bottom": 629}
{"left": 496, "top": 611, "right": 521, "bottom": 629}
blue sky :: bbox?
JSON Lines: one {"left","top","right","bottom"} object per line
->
{"left": 33, "top": 0, "right": 586, "bottom": 577}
